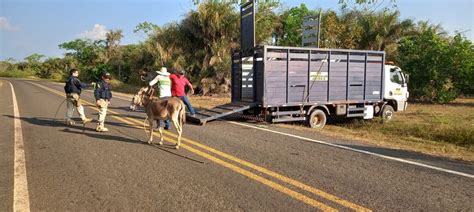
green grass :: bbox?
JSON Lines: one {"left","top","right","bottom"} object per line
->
{"left": 314, "top": 99, "right": 474, "bottom": 161}
{"left": 336, "top": 101, "right": 474, "bottom": 148}
{"left": 108, "top": 79, "right": 143, "bottom": 94}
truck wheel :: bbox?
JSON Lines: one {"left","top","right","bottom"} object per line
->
{"left": 381, "top": 105, "right": 394, "bottom": 123}
{"left": 308, "top": 109, "right": 326, "bottom": 129}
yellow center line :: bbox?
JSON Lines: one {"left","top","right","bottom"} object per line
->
{"left": 161, "top": 133, "right": 370, "bottom": 211}
{"left": 29, "top": 81, "right": 370, "bottom": 211}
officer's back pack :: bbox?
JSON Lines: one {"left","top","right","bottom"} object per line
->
{"left": 64, "top": 77, "right": 75, "bottom": 94}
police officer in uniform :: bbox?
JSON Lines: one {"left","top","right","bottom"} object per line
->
{"left": 94, "top": 72, "right": 113, "bottom": 132}
{"left": 64, "top": 68, "right": 93, "bottom": 126}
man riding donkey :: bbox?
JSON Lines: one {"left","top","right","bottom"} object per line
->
{"left": 130, "top": 67, "right": 186, "bottom": 149}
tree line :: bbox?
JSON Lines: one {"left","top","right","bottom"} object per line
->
{"left": 0, "top": 1, "right": 472, "bottom": 103}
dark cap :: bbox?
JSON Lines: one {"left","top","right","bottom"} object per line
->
{"left": 102, "top": 72, "right": 111, "bottom": 79}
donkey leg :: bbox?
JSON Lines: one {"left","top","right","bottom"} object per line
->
{"left": 147, "top": 119, "right": 154, "bottom": 144}
{"left": 158, "top": 122, "right": 164, "bottom": 146}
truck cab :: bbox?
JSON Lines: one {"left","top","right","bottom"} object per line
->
{"left": 384, "top": 65, "right": 409, "bottom": 112}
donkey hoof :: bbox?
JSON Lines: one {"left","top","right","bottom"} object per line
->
{"left": 175, "top": 145, "right": 180, "bottom": 150}
{"left": 158, "top": 141, "right": 163, "bottom": 145}
{"left": 147, "top": 140, "right": 153, "bottom": 144}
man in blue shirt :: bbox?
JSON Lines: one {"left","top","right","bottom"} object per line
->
{"left": 64, "top": 69, "right": 93, "bottom": 126}
{"left": 94, "top": 72, "right": 113, "bottom": 132}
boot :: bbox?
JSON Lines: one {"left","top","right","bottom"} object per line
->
{"left": 96, "top": 123, "right": 109, "bottom": 132}
{"left": 82, "top": 118, "right": 93, "bottom": 124}
{"left": 65, "top": 119, "right": 75, "bottom": 126}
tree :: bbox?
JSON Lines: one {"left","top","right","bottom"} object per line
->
{"left": 0, "top": 59, "right": 17, "bottom": 72}
{"left": 356, "top": 10, "right": 414, "bottom": 59}
{"left": 39, "top": 57, "right": 66, "bottom": 79}
{"left": 24, "top": 54, "right": 45, "bottom": 75}
{"left": 254, "top": 1, "right": 281, "bottom": 45}
{"left": 274, "top": 4, "right": 315, "bottom": 46}
{"left": 105, "top": 30, "right": 124, "bottom": 79}
{"left": 338, "top": 0, "right": 396, "bottom": 10}
{"left": 149, "top": 1, "right": 240, "bottom": 94}
{"left": 134, "top": 22, "right": 160, "bottom": 37}
{"left": 59, "top": 39, "right": 107, "bottom": 81}
{"left": 105, "top": 29, "right": 123, "bottom": 62}
{"left": 398, "top": 29, "right": 474, "bottom": 103}
{"left": 447, "top": 34, "right": 474, "bottom": 96}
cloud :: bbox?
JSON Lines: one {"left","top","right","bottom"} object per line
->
{"left": 0, "top": 17, "right": 20, "bottom": 31}
{"left": 78, "top": 24, "right": 108, "bottom": 40}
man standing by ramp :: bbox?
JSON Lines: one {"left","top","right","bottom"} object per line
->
{"left": 170, "top": 69, "right": 196, "bottom": 116}
{"left": 64, "top": 68, "right": 93, "bottom": 126}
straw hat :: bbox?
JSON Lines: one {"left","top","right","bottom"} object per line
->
{"left": 157, "top": 67, "right": 169, "bottom": 76}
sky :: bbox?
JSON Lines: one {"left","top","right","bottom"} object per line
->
{"left": 0, "top": 0, "right": 473, "bottom": 61}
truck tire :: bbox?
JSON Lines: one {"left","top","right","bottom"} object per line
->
{"left": 308, "top": 109, "right": 326, "bottom": 129}
{"left": 381, "top": 105, "right": 394, "bottom": 123}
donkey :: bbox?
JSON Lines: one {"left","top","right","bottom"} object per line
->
{"left": 130, "top": 87, "right": 186, "bottom": 149}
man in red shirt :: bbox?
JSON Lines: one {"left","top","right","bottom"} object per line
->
{"left": 170, "top": 70, "right": 196, "bottom": 116}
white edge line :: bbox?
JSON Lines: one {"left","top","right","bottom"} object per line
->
{"left": 227, "top": 121, "right": 474, "bottom": 179}
{"left": 8, "top": 81, "right": 31, "bottom": 211}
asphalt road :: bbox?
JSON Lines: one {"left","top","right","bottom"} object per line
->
{"left": 1, "top": 78, "right": 473, "bottom": 211}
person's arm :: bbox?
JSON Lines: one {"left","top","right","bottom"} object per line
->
{"left": 74, "top": 78, "right": 89, "bottom": 89}
{"left": 186, "top": 78, "right": 194, "bottom": 94}
{"left": 149, "top": 75, "right": 159, "bottom": 87}
{"left": 94, "top": 82, "right": 102, "bottom": 104}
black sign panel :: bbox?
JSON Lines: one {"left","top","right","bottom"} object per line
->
{"left": 240, "top": 0, "right": 255, "bottom": 57}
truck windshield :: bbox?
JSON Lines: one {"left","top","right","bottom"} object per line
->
{"left": 390, "top": 69, "right": 404, "bottom": 85}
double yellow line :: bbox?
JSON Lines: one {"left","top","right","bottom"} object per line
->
{"left": 28, "top": 81, "right": 371, "bottom": 211}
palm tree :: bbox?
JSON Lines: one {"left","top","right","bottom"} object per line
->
{"left": 105, "top": 30, "right": 124, "bottom": 78}
{"left": 105, "top": 30, "right": 123, "bottom": 63}
{"left": 357, "top": 10, "right": 414, "bottom": 58}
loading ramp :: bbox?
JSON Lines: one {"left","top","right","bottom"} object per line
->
{"left": 187, "top": 101, "right": 257, "bottom": 125}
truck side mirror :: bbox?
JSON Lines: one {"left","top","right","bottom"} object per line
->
{"left": 405, "top": 74, "right": 409, "bottom": 84}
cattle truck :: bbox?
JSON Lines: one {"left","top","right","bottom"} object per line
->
{"left": 187, "top": 1, "right": 409, "bottom": 128}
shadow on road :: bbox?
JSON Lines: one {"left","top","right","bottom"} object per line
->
{"left": 3, "top": 115, "right": 205, "bottom": 164}
{"left": 108, "top": 106, "right": 137, "bottom": 112}
{"left": 4, "top": 115, "right": 140, "bottom": 131}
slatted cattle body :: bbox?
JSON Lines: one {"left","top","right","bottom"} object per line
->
{"left": 231, "top": 46, "right": 386, "bottom": 107}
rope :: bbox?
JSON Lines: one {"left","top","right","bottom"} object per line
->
{"left": 53, "top": 98, "right": 67, "bottom": 121}
{"left": 143, "top": 116, "right": 150, "bottom": 138}
{"left": 299, "top": 53, "right": 329, "bottom": 113}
